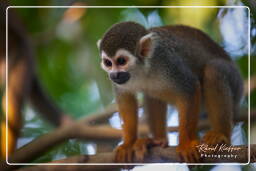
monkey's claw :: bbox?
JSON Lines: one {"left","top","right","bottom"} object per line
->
{"left": 114, "top": 144, "right": 133, "bottom": 163}
{"left": 202, "top": 131, "right": 229, "bottom": 145}
{"left": 176, "top": 140, "right": 200, "bottom": 163}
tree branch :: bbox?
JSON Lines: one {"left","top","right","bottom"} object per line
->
{"left": 1, "top": 106, "right": 254, "bottom": 169}
{"left": 14, "top": 144, "right": 256, "bottom": 171}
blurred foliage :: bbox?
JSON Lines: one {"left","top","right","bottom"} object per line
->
{"left": 3, "top": 0, "right": 255, "bottom": 170}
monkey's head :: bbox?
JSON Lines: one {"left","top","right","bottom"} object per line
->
{"left": 97, "top": 22, "right": 156, "bottom": 86}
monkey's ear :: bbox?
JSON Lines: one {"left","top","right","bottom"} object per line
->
{"left": 97, "top": 39, "right": 101, "bottom": 49}
{"left": 138, "top": 33, "right": 154, "bottom": 58}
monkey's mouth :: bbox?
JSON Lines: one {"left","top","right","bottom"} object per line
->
{"left": 112, "top": 78, "right": 129, "bottom": 84}
{"left": 110, "top": 72, "right": 130, "bottom": 84}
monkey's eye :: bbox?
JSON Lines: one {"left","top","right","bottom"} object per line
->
{"left": 103, "top": 58, "right": 112, "bottom": 67}
{"left": 116, "top": 57, "right": 127, "bottom": 66}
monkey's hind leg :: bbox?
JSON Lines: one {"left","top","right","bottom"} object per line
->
{"left": 202, "top": 60, "right": 240, "bottom": 145}
{"left": 132, "top": 95, "right": 168, "bottom": 162}
{"left": 175, "top": 82, "right": 201, "bottom": 163}
{"left": 144, "top": 95, "right": 168, "bottom": 146}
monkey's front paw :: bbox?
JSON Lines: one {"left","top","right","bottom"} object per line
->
{"left": 114, "top": 143, "right": 134, "bottom": 163}
{"left": 176, "top": 140, "right": 200, "bottom": 163}
{"left": 202, "top": 131, "right": 230, "bottom": 145}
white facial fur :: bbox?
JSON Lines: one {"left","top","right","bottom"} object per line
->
{"left": 115, "top": 49, "right": 137, "bottom": 69}
{"left": 100, "top": 49, "right": 143, "bottom": 90}
{"left": 99, "top": 34, "right": 161, "bottom": 92}
{"left": 100, "top": 49, "right": 137, "bottom": 73}
{"left": 100, "top": 51, "right": 112, "bottom": 72}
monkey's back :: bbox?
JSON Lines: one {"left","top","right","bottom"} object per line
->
{"left": 149, "top": 25, "right": 243, "bottom": 104}
{"left": 150, "top": 25, "right": 233, "bottom": 76}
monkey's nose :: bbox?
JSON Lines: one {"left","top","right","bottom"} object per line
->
{"left": 110, "top": 72, "right": 130, "bottom": 84}
{"left": 110, "top": 72, "right": 120, "bottom": 80}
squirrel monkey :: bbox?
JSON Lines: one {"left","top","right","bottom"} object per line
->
{"left": 97, "top": 22, "right": 243, "bottom": 163}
